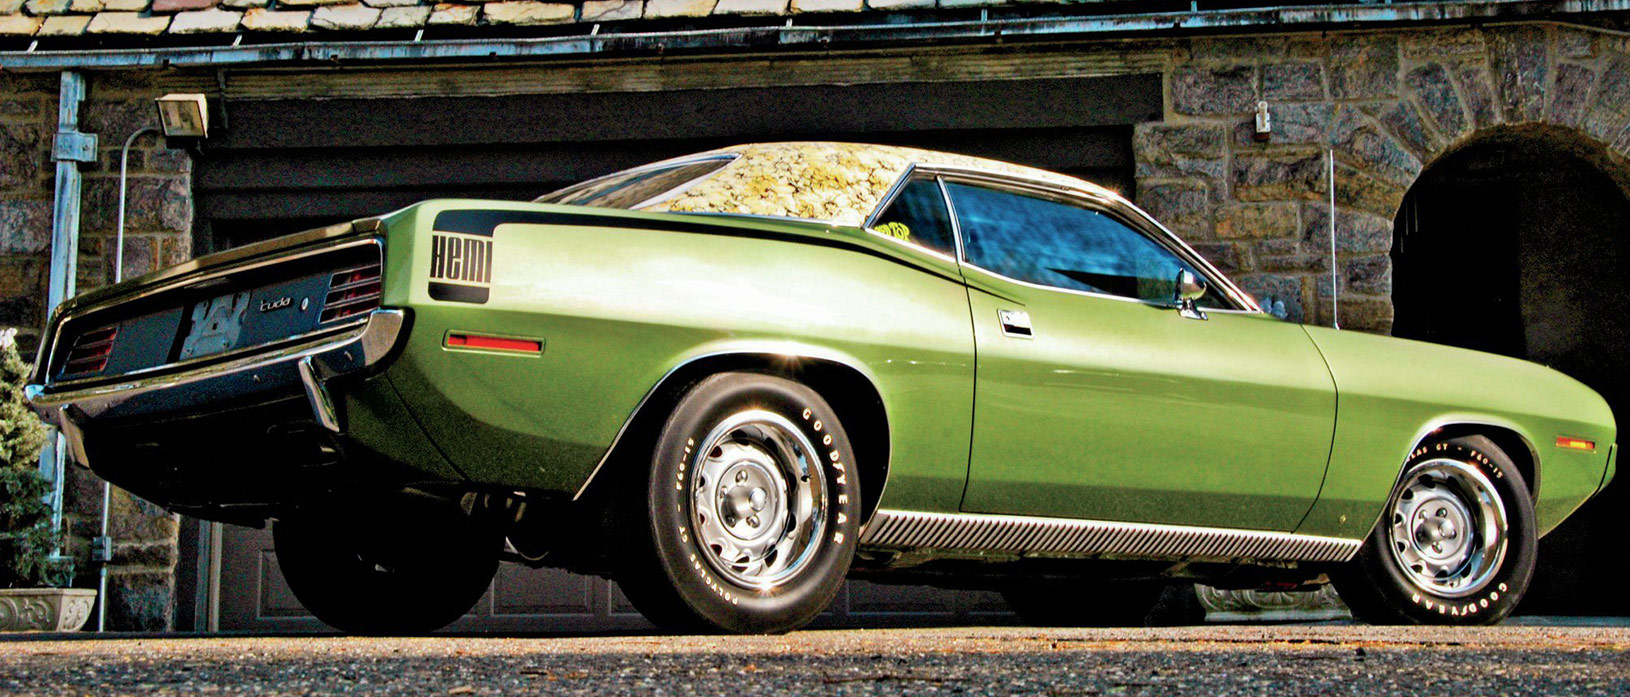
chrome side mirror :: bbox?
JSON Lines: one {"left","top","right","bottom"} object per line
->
{"left": 1175, "top": 269, "right": 1208, "bottom": 321}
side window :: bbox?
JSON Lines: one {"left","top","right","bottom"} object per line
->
{"left": 947, "top": 182, "right": 1225, "bottom": 307}
{"left": 869, "top": 178, "right": 956, "bottom": 257}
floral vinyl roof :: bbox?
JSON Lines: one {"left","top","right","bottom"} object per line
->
{"left": 645, "top": 142, "right": 1104, "bottom": 227}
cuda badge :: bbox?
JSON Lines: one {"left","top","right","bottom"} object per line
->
{"left": 259, "top": 296, "right": 293, "bottom": 313}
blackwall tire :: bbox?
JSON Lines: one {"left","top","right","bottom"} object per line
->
{"left": 618, "top": 372, "right": 861, "bottom": 634}
{"left": 273, "top": 502, "right": 500, "bottom": 635}
{"left": 1333, "top": 435, "right": 1537, "bottom": 625}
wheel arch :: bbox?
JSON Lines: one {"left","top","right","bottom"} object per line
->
{"left": 575, "top": 351, "right": 891, "bottom": 528}
{"left": 1407, "top": 422, "right": 1541, "bottom": 503}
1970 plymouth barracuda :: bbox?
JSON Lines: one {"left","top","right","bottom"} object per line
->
{"left": 27, "top": 142, "right": 1617, "bottom": 634}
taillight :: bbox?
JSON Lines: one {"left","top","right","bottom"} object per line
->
{"left": 321, "top": 262, "right": 382, "bottom": 323}
{"left": 60, "top": 324, "right": 118, "bottom": 377}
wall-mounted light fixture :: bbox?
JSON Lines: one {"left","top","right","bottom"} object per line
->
{"left": 1252, "top": 100, "right": 1272, "bottom": 143}
{"left": 154, "top": 93, "right": 209, "bottom": 139}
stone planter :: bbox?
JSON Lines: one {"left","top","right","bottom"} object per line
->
{"left": 1196, "top": 584, "right": 1351, "bottom": 623}
{"left": 0, "top": 589, "right": 98, "bottom": 632}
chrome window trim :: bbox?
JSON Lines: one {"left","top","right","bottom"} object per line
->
{"left": 958, "top": 262, "right": 1258, "bottom": 315}
{"left": 919, "top": 164, "right": 1262, "bottom": 314}
{"left": 672, "top": 211, "right": 838, "bottom": 227}
{"left": 856, "top": 165, "right": 962, "bottom": 266}
{"left": 861, "top": 163, "right": 918, "bottom": 230}
{"left": 37, "top": 236, "right": 383, "bottom": 390}
{"left": 860, "top": 228, "right": 961, "bottom": 267}
{"left": 937, "top": 175, "right": 967, "bottom": 265}
{"left": 859, "top": 509, "right": 1362, "bottom": 564}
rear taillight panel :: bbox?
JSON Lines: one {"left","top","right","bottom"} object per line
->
{"left": 47, "top": 238, "right": 383, "bottom": 385}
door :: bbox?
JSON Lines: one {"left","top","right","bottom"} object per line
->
{"left": 949, "top": 178, "right": 1337, "bottom": 531}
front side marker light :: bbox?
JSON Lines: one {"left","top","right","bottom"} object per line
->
{"left": 1556, "top": 436, "right": 1596, "bottom": 452}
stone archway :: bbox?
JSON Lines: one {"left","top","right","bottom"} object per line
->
{"left": 1391, "top": 127, "right": 1630, "bottom": 613}
{"left": 1349, "top": 26, "right": 1630, "bottom": 613}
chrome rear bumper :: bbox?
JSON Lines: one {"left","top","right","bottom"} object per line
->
{"left": 26, "top": 308, "right": 407, "bottom": 469}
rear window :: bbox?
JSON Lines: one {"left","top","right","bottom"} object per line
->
{"left": 535, "top": 157, "right": 735, "bottom": 209}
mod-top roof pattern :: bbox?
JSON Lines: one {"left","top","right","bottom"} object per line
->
{"left": 0, "top": 0, "right": 996, "bottom": 40}
{"left": 645, "top": 142, "right": 1107, "bottom": 226}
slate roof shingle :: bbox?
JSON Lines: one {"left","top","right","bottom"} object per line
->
{"left": 0, "top": 0, "right": 908, "bottom": 39}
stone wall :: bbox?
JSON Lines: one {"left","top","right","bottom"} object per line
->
{"left": 1134, "top": 23, "right": 1630, "bottom": 334}
{"left": 0, "top": 71, "right": 192, "bottom": 631}
{"left": 0, "top": 72, "right": 59, "bottom": 347}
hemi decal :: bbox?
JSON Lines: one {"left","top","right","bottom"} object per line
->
{"left": 429, "top": 232, "right": 493, "bottom": 304}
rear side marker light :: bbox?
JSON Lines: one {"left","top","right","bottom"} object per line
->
{"left": 1557, "top": 436, "right": 1596, "bottom": 452}
{"left": 61, "top": 324, "right": 119, "bottom": 376}
{"left": 446, "top": 333, "right": 542, "bottom": 354}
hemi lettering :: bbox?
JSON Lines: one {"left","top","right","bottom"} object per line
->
{"left": 429, "top": 234, "right": 494, "bottom": 285}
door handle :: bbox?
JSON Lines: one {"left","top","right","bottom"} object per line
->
{"left": 998, "top": 309, "right": 1033, "bottom": 339}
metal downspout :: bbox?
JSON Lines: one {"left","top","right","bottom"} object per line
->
{"left": 42, "top": 68, "right": 97, "bottom": 597}
{"left": 94, "top": 126, "right": 158, "bottom": 632}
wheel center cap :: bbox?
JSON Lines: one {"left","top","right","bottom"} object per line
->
{"left": 1412, "top": 499, "right": 1470, "bottom": 559}
{"left": 717, "top": 461, "right": 780, "bottom": 540}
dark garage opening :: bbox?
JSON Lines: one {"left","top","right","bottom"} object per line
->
{"left": 1392, "top": 126, "right": 1630, "bottom": 614}
{"left": 191, "top": 76, "right": 1152, "bottom": 254}
{"left": 176, "top": 73, "right": 1159, "bottom": 632}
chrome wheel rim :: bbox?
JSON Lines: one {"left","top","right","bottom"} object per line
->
{"left": 1385, "top": 458, "right": 1508, "bottom": 598}
{"left": 688, "top": 410, "right": 827, "bottom": 590}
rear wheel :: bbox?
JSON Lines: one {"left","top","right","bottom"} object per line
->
{"left": 1334, "top": 435, "right": 1536, "bottom": 625}
{"left": 618, "top": 372, "right": 861, "bottom": 634}
{"left": 274, "top": 498, "right": 501, "bottom": 635}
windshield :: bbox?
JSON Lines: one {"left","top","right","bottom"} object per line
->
{"left": 534, "top": 156, "right": 735, "bottom": 209}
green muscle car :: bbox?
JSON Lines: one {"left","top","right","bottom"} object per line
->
{"left": 26, "top": 143, "right": 1617, "bottom": 634}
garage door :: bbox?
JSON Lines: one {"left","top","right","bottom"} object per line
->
{"left": 176, "top": 72, "right": 1161, "bottom": 632}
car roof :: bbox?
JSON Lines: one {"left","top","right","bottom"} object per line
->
{"left": 641, "top": 142, "right": 1121, "bottom": 227}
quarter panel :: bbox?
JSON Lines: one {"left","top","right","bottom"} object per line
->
{"left": 377, "top": 201, "right": 976, "bottom": 511}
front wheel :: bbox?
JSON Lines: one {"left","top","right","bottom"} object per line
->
{"left": 1334, "top": 435, "right": 1537, "bottom": 625}
{"left": 617, "top": 372, "right": 861, "bottom": 634}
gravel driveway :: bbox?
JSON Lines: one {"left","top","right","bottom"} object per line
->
{"left": 4, "top": 624, "right": 1628, "bottom": 696}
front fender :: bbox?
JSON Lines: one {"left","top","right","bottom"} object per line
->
{"left": 1294, "top": 325, "right": 1615, "bottom": 539}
